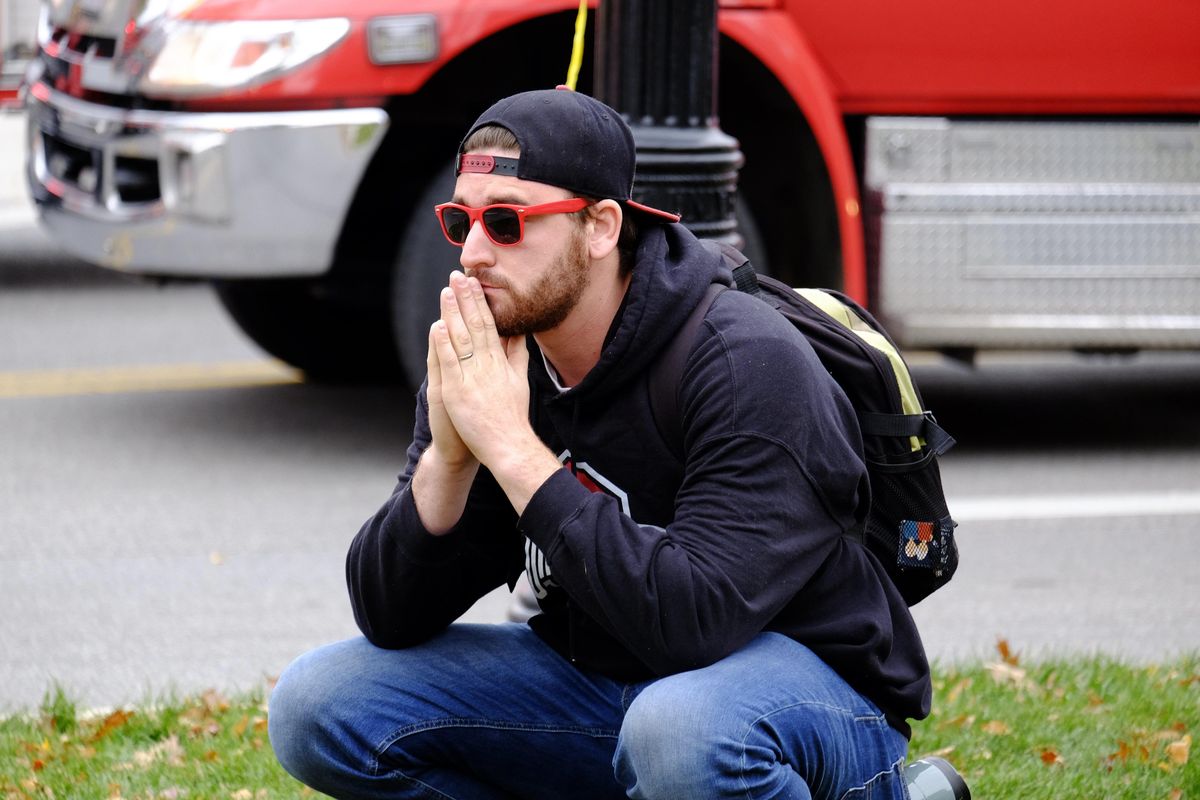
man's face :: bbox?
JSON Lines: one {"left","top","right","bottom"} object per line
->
{"left": 451, "top": 150, "right": 591, "bottom": 337}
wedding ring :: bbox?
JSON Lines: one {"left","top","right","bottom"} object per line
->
{"left": 458, "top": 352, "right": 475, "bottom": 361}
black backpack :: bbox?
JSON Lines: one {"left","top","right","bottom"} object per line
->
{"left": 649, "top": 243, "right": 958, "bottom": 605}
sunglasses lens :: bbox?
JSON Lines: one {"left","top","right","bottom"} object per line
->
{"left": 482, "top": 208, "right": 522, "bottom": 245}
{"left": 440, "top": 208, "right": 471, "bottom": 244}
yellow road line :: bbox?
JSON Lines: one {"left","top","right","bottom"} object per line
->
{"left": 0, "top": 360, "right": 304, "bottom": 398}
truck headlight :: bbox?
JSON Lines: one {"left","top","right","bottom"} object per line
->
{"left": 139, "top": 18, "right": 350, "bottom": 96}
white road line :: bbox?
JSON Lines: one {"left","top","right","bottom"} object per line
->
{"left": 950, "top": 491, "right": 1200, "bottom": 522}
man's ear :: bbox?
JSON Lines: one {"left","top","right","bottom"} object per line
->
{"left": 587, "top": 199, "right": 623, "bottom": 260}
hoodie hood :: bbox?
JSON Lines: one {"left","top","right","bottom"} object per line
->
{"left": 534, "top": 223, "right": 730, "bottom": 401}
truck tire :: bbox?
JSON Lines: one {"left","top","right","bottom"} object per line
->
{"left": 214, "top": 277, "right": 401, "bottom": 383}
{"left": 391, "top": 166, "right": 461, "bottom": 391}
{"left": 733, "top": 196, "right": 768, "bottom": 278}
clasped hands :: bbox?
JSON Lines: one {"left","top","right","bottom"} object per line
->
{"left": 425, "top": 270, "right": 544, "bottom": 481}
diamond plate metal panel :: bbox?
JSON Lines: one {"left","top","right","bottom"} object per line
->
{"left": 865, "top": 118, "right": 950, "bottom": 186}
{"left": 865, "top": 117, "right": 1200, "bottom": 349}
{"left": 964, "top": 218, "right": 1200, "bottom": 279}
{"left": 866, "top": 118, "right": 1200, "bottom": 185}
{"left": 876, "top": 217, "right": 1200, "bottom": 348}
{"left": 950, "top": 123, "right": 1199, "bottom": 183}
{"left": 876, "top": 184, "right": 1200, "bottom": 214}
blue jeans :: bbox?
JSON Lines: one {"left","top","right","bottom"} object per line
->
{"left": 269, "top": 624, "right": 909, "bottom": 799}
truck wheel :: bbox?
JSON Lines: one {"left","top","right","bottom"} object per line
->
{"left": 734, "top": 195, "right": 769, "bottom": 277}
{"left": 391, "top": 166, "right": 460, "bottom": 391}
{"left": 214, "top": 277, "right": 401, "bottom": 383}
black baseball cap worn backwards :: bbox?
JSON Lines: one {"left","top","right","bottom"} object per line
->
{"left": 456, "top": 87, "right": 681, "bottom": 224}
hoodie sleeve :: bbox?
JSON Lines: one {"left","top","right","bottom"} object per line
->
{"left": 345, "top": 384, "right": 522, "bottom": 648}
{"left": 518, "top": 294, "right": 869, "bottom": 676}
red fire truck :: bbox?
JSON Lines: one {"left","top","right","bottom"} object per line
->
{"left": 22, "top": 0, "right": 1200, "bottom": 385}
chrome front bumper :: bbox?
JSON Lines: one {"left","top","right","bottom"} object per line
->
{"left": 25, "top": 82, "right": 388, "bottom": 277}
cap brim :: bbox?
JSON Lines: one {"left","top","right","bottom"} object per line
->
{"left": 624, "top": 199, "right": 681, "bottom": 224}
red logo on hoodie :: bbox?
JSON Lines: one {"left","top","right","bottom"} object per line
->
{"left": 560, "top": 451, "right": 631, "bottom": 516}
{"left": 524, "top": 452, "right": 632, "bottom": 600}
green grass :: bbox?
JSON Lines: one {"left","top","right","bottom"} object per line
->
{"left": 2, "top": 653, "right": 1196, "bottom": 799}
{"left": 1, "top": 683, "right": 311, "bottom": 799}
{"left": 910, "top": 651, "right": 1198, "bottom": 799}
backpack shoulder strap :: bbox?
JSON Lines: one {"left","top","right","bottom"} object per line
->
{"left": 648, "top": 282, "right": 724, "bottom": 460}
{"left": 648, "top": 241, "right": 759, "bottom": 459}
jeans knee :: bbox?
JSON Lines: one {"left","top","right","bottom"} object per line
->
{"left": 615, "top": 683, "right": 736, "bottom": 799}
{"left": 268, "top": 654, "right": 319, "bottom": 782}
{"left": 268, "top": 645, "right": 357, "bottom": 789}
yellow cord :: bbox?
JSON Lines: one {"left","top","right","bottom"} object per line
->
{"left": 564, "top": 0, "right": 588, "bottom": 90}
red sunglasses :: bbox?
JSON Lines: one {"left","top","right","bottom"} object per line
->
{"left": 434, "top": 198, "right": 592, "bottom": 247}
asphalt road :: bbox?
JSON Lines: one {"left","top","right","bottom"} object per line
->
{"left": 2, "top": 109, "right": 1199, "bottom": 714}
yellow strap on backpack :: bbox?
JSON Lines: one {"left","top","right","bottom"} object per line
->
{"left": 794, "top": 288, "right": 924, "bottom": 452}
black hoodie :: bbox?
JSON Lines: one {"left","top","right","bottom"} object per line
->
{"left": 346, "top": 224, "right": 931, "bottom": 735}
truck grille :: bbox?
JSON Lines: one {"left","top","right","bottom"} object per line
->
{"left": 40, "top": 130, "right": 162, "bottom": 206}
{"left": 43, "top": 132, "right": 96, "bottom": 190}
{"left": 113, "top": 155, "right": 160, "bottom": 204}
{"left": 45, "top": 27, "right": 118, "bottom": 61}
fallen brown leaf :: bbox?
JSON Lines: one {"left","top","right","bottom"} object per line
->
{"left": 200, "top": 689, "right": 231, "bottom": 713}
{"left": 1166, "top": 734, "right": 1190, "bottom": 766}
{"left": 1040, "top": 748, "right": 1064, "bottom": 766}
{"left": 939, "top": 713, "right": 975, "bottom": 730}
{"left": 89, "top": 710, "right": 134, "bottom": 744}
{"left": 945, "top": 678, "right": 972, "bottom": 704}
{"left": 986, "top": 661, "right": 1032, "bottom": 690}
{"left": 1107, "top": 739, "right": 1132, "bottom": 767}
{"left": 127, "top": 735, "right": 184, "bottom": 770}
{"left": 1114, "top": 735, "right": 1153, "bottom": 763}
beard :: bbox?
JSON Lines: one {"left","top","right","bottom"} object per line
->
{"left": 474, "top": 228, "right": 592, "bottom": 337}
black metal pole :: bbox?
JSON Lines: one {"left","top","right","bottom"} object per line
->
{"left": 594, "top": 0, "right": 743, "bottom": 245}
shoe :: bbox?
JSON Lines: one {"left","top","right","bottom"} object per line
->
{"left": 903, "top": 756, "right": 970, "bottom": 800}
